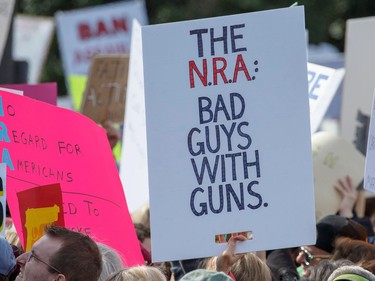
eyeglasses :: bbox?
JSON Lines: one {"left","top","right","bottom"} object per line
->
{"left": 27, "top": 252, "right": 63, "bottom": 274}
{"left": 299, "top": 247, "right": 331, "bottom": 266}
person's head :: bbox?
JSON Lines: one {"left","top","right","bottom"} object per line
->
{"left": 106, "top": 266, "right": 166, "bottom": 281}
{"left": 0, "top": 236, "right": 16, "bottom": 281}
{"left": 16, "top": 225, "right": 102, "bottom": 281}
{"left": 158, "top": 262, "right": 172, "bottom": 281}
{"left": 332, "top": 237, "right": 375, "bottom": 263}
{"left": 97, "top": 243, "right": 124, "bottom": 281}
{"left": 134, "top": 223, "right": 151, "bottom": 252}
{"left": 315, "top": 215, "right": 368, "bottom": 253}
{"left": 131, "top": 203, "right": 150, "bottom": 229}
{"left": 306, "top": 259, "right": 354, "bottom": 281}
{"left": 230, "top": 253, "right": 272, "bottom": 281}
{"left": 296, "top": 215, "right": 367, "bottom": 277}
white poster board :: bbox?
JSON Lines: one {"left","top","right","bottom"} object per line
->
{"left": 307, "top": 63, "right": 345, "bottom": 133}
{"left": 136, "top": 7, "right": 315, "bottom": 262}
{"left": 0, "top": 0, "right": 15, "bottom": 63}
{"left": 120, "top": 20, "right": 148, "bottom": 214}
{"left": 0, "top": 163, "right": 6, "bottom": 236}
{"left": 13, "top": 15, "right": 55, "bottom": 84}
{"left": 364, "top": 91, "right": 375, "bottom": 194}
{"left": 55, "top": 0, "right": 148, "bottom": 77}
{"left": 341, "top": 17, "right": 375, "bottom": 153}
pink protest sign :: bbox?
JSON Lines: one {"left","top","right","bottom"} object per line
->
{"left": 1, "top": 82, "right": 57, "bottom": 105}
{"left": 0, "top": 90, "right": 143, "bottom": 265}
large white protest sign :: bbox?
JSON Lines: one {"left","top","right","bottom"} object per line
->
{"left": 13, "top": 15, "right": 54, "bottom": 84}
{"left": 341, "top": 17, "right": 375, "bottom": 154}
{"left": 364, "top": 91, "right": 375, "bottom": 194}
{"left": 131, "top": 7, "right": 315, "bottom": 262}
{"left": 0, "top": 0, "right": 15, "bottom": 63}
{"left": 307, "top": 63, "right": 344, "bottom": 133}
{"left": 0, "top": 163, "right": 6, "bottom": 236}
{"left": 120, "top": 20, "right": 148, "bottom": 214}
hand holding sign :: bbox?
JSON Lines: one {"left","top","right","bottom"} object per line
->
{"left": 215, "top": 235, "right": 247, "bottom": 274}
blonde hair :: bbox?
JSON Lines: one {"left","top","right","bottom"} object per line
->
{"left": 231, "top": 253, "right": 272, "bottom": 281}
{"left": 106, "top": 266, "right": 166, "bottom": 281}
{"left": 131, "top": 203, "right": 150, "bottom": 229}
{"left": 200, "top": 252, "right": 271, "bottom": 281}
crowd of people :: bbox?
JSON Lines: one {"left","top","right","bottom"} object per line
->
{"left": 0, "top": 124, "right": 375, "bottom": 281}
{"left": 0, "top": 190, "right": 375, "bottom": 281}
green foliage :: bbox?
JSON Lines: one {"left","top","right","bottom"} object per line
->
{"left": 16, "top": 0, "right": 375, "bottom": 95}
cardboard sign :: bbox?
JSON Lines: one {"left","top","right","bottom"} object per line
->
{"left": 81, "top": 55, "right": 129, "bottom": 124}
{"left": 307, "top": 63, "right": 345, "bottom": 133}
{"left": 312, "top": 131, "right": 365, "bottom": 220}
{"left": 132, "top": 7, "right": 315, "bottom": 262}
{"left": 120, "top": 21, "right": 148, "bottom": 214}
{"left": 341, "top": 17, "right": 375, "bottom": 154}
{"left": 17, "top": 183, "right": 65, "bottom": 251}
{"left": 0, "top": 0, "right": 15, "bottom": 63}
{"left": 0, "top": 91, "right": 143, "bottom": 265}
{"left": 364, "top": 91, "right": 375, "bottom": 193}
{"left": 55, "top": 0, "right": 148, "bottom": 109}
{"left": 13, "top": 15, "right": 54, "bottom": 84}
{"left": 1, "top": 83, "right": 57, "bottom": 105}
{"left": 0, "top": 163, "right": 6, "bottom": 236}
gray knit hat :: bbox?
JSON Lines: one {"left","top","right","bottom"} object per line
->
{"left": 327, "top": 265, "right": 375, "bottom": 281}
{"left": 180, "top": 269, "right": 233, "bottom": 281}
